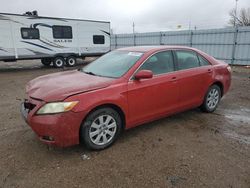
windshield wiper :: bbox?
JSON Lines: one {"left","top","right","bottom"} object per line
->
{"left": 81, "top": 70, "right": 116, "bottom": 78}
{"left": 83, "top": 71, "right": 97, "bottom": 76}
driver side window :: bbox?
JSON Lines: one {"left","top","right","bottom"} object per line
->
{"left": 138, "top": 51, "right": 174, "bottom": 75}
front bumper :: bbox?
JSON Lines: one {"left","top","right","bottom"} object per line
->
{"left": 20, "top": 102, "right": 28, "bottom": 122}
{"left": 20, "top": 98, "right": 86, "bottom": 147}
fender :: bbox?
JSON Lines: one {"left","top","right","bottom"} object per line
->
{"left": 65, "top": 83, "right": 129, "bottom": 126}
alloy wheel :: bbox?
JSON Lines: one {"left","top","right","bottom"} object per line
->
{"left": 89, "top": 115, "right": 117, "bottom": 146}
{"left": 206, "top": 88, "right": 219, "bottom": 110}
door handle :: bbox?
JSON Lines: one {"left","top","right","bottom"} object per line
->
{"left": 171, "top": 76, "right": 177, "bottom": 81}
{"left": 207, "top": 69, "right": 212, "bottom": 73}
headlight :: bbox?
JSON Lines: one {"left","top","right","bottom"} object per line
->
{"left": 36, "top": 101, "right": 79, "bottom": 115}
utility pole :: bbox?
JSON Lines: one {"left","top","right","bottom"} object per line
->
{"left": 132, "top": 22, "right": 135, "bottom": 34}
{"left": 188, "top": 21, "right": 191, "bottom": 30}
{"left": 234, "top": 0, "right": 239, "bottom": 27}
{"left": 133, "top": 22, "right": 135, "bottom": 46}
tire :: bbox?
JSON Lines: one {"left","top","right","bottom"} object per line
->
{"left": 41, "top": 58, "right": 51, "bottom": 66}
{"left": 81, "top": 108, "right": 122, "bottom": 150}
{"left": 53, "top": 57, "right": 65, "bottom": 68}
{"left": 201, "top": 85, "right": 221, "bottom": 113}
{"left": 66, "top": 56, "right": 76, "bottom": 67}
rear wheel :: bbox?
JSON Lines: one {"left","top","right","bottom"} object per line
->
{"left": 66, "top": 56, "right": 76, "bottom": 67}
{"left": 201, "top": 85, "right": 221, "bottom": 112}
{"left": 53, "top": 57, "right": 65, "bottom": 68}
{"left": 81, "top": 108, "right": 122, "bottom": 150}
{"left": 41, "top": 58, "right": 51, "bottom": 66}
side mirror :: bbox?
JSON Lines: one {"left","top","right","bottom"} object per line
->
{"left": 134, "top": 70, "right": 153, "bottom": 80}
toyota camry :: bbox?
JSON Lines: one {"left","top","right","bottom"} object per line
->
{"left": 21, "top": 46, "right": 231, "bottom": 150}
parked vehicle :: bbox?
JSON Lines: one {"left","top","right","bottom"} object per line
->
{"left": 0, "top": 13, "right": 110, "bottom": 67}
{"left": 21, "top": 46, "right": 231, "bottom": 150}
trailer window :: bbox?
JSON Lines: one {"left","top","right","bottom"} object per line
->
{"left": 93, "top": 35, "right": 105, "bottom": 44}
{"left": 52, "top": 26, "right": 72, "bottom": 39}
{"left": 21, "top": 28, "right": 40, "bottom": 39}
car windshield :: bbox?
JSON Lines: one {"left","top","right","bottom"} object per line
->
{"left": 81, "top": 51, "right": 143, "bottom": 78}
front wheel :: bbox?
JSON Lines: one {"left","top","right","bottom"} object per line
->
{"left": 81, "top": 108, "right": 122, "bottom": 150}
{"left": 201, "top": 85, "right": 221, "bottom": 113}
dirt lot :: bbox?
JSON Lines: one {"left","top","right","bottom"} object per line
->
{"left": 0, "top": 60, "right": 249, "bottom": 188}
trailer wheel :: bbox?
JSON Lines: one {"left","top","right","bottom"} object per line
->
{"left": 66, "top": 56, "right": 77, "bottom": 67}
{"left": 41, "top": 58, "right": 51, "bottom": 66}
{"left": 53, "top": 57, "right": 65, "bottom": 68}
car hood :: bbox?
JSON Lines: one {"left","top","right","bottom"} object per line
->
{"left": 26, "top": 70, "right": 114, "bottom": 102}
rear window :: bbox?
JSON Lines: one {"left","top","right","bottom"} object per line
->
{"left": 198, "top": 55, "right": 210, "bottom": 66}
{"left": 176, "top": 51, "right": 200, "bottom": 70}
{"left": 21, "top": 28, "right": 40, "bottom": 39}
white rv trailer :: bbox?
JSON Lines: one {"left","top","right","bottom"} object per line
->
{"left": 0, "top": 13, "right": 110, "bottom": 67}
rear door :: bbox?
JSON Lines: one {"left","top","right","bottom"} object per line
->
{"left": 173, "top": 50, "right": 211, "bottom": 109}
{"left": 127, "top": 50, "right": 180, "bottom": 126}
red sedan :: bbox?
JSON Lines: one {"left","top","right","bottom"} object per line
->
{"left": 21, "top": 46, "right": 231, "bottom": 150}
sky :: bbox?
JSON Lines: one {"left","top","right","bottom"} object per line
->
{"left": 0, "top": 0, "right": 249, "bottom": 33}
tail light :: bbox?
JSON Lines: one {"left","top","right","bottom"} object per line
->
{"left": 226, "top": 66, "right": 232, "bottom": 73}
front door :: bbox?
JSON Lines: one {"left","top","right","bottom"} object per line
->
{"left": 127, "top": 50, "right": 180, "bottom": 127}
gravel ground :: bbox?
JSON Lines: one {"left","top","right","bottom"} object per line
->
{"left": 0, "top": 60, "right": 249, "bottom": 188}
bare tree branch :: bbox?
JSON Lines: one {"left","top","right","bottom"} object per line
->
{"left": 229, "top": 7, "right": 250, "bottom": 27}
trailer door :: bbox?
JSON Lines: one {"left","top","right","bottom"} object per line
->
{"left": 0, "top": 19, "right": 15, "bottom": 60}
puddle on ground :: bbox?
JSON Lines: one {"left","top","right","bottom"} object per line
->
{"left": 224, "top": 131, "right": 250, "bottom": 145}
{"left": 217, "top": 106, "right": 250, "bottom": 144}
{"left": 225, "top": 114, "right": 250, "bottom": 124}
{"left": 221, "top": 106, "right": 250, "bottom": 125}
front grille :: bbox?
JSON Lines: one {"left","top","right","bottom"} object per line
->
{"left": 24, "top": 100, "right": 36, "bottom": 112}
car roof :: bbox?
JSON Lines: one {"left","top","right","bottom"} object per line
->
{"left": 117, "top": 45, "right": 197, "bottom": 53}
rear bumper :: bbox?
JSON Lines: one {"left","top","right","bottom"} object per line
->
{"left": 223, "top": 69, "right": 232, "bottom": 95}
{"left": 20, "top": 99, "right": 86, "bottom": 147}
